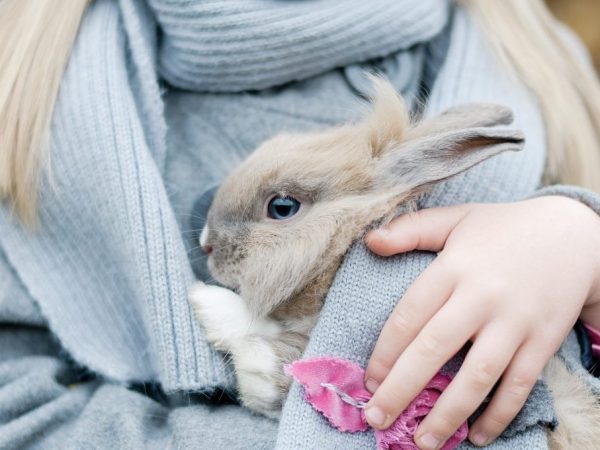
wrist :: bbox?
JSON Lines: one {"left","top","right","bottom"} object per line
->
{"left": 532, "top": 196, "right": 600, "bottom": 313}
{"left": 545, "top": 195, "right": 600, "bottom": 307}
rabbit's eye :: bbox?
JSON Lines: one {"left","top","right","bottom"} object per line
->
{"left": 267, "top": 196, "right": 301, "bottom": 220}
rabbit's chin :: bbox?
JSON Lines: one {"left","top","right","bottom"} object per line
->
{"left": 206, "top": 258, "right": 241, "bottom": 292}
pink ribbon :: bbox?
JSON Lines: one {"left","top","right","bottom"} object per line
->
{"left": 286, "top": 356, "right": 468, "bottom": 450}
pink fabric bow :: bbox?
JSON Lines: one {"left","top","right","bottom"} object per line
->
{"left": 286, "top": 357, "right": 468, "bottom": 450}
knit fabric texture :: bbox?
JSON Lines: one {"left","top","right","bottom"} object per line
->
{"left": 0, "top": 0, "right": 598, "bottom": 449}
{"left": 0, "top": 0, "right": 449, "bottom": 394}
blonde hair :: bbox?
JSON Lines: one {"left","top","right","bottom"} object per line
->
{"left": 0, "top": 0, "right": 89, "bottom": 225}
{"left": 0, "top": 0, "right": 599, "bottom": 225}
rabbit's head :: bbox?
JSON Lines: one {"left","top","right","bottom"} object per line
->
{"left": 200, "top": 79, "right": 524, "bottom": 318}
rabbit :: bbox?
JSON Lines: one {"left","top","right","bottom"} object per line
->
{"left": 189, "top": 79, "right": 600, "bottom": 449}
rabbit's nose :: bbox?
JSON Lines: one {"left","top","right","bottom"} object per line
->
{"left": 200, "top": 225, "right": 213, "bottom": 255}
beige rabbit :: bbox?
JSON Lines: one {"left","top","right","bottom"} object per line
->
{"left": 190, "top": 79, "right": 600, "bottom": 449}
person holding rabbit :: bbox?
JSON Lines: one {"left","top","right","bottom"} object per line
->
{"left": 1, "top": 1, "right": 600, "bottom": 449}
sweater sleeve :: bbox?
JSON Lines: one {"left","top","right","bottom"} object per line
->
{"left": 531, "top": 184, "right": 600, "bottom": 215}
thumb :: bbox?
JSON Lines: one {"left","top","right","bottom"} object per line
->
{"left": 365, "top": 204, "right": 474, "bottom": 256}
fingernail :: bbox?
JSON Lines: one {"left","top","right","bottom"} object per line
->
{"left": 418, "top": 433, "right": 441, "bottom": 450}
{"left": 364, "top": 406, "right": 388, "bottom": 428}
{"left": 471, "top": 431, "right": 489, "bottom": 446}
{"left": 365, "top": 378, "right": 379, "bottom": 393}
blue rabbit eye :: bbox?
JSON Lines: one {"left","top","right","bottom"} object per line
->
{"left": 267, "top": 196, "right": 301, "bottom": 220}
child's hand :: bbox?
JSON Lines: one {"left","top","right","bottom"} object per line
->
{"left": 362, "top": 196, "right": 600, "bottom": 449}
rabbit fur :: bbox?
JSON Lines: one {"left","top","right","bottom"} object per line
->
{"left": 189, "top": 79, "right": 600, "bottom": 448}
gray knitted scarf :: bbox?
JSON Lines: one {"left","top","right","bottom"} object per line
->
{"left": 0, "top": 0, "right": 580, "bottom": 448}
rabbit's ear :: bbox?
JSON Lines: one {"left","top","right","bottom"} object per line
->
{"left": 374, "top": 121, "right": 525, "bottom": 192}
{"left": 412, "top": 103, "right": 515, "bottom": 138}
{"left": 363, "top": 77, "right": 411, "bottom": 157}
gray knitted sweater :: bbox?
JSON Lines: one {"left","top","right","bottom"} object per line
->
{"left": 0, "top": 0, "right": 599, "bottom": 449}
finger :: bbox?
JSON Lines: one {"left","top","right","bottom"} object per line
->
{"left": 414, "top": 323, "right": 524, "bottom": 450}
{"left": 365, "top": 204, "right": 474, "bottom": 256}
{"left": 468, "top": 341, "right": 548, "bottom": 447}
{"left": 364, "top": 294, "right": 483, "bottom": 430}
{"left": 365, "top": 257, "right": 455, "bottom": 392}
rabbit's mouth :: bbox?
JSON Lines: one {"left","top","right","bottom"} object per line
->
{"left": 201, "top": 226, "right": 245, "bottom": 291}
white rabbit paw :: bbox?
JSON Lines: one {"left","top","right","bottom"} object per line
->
{"left": 234, "top": 337, "right": 287, "bottom": 419}
{"left": 189, "top": 282, "right": 253, "bottom": 350}
{"left": 189, "top": 282, "right": 286, "bottom": 417}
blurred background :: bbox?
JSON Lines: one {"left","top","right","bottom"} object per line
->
{"left": 547, "top": 0, "right": 600, "bottom": 71}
